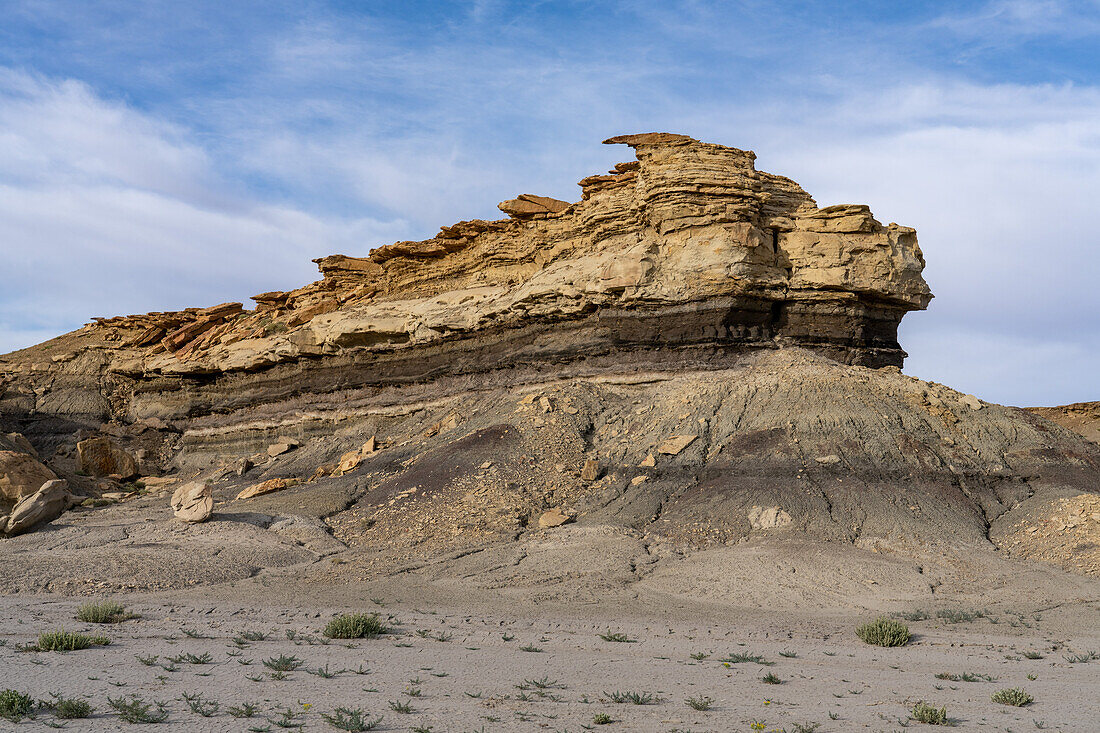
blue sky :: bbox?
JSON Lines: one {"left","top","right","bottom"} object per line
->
{"left": 1, "top": 0, "right": 1098, "bottom": 405}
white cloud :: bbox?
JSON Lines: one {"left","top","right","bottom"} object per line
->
{"left": 0, "top": 67, "right": 405, "bottom": 353}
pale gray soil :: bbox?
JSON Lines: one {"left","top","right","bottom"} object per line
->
{"left": 1, "top": 554, "right": 1099, "bottom": 732}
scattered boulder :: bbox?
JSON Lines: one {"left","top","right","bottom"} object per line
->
{"left": 237, "top": 477, "right": 299, "bottom": 500}
{"left": 580, "top": 458, "right": 600, "bottom": 482}
{"left": 235, "top": 457, "right": 254, "bottom": 476}
{"left": 960, "top": 394, "right": 982, "bottom": 411}
{"left": 171, "top": 482, "right": 213, "bottom": 523}
{"left": 657, "top": 435, "right": 697, "bottom": 455}
{"left": 748, "top": 505, "right": 794, "bottom": 530}
{"left": 0, "top": 450, "right": 57, "bottom": 502}
{"left": 76, "top": 437, "right": 138, "bottom": 479}
{"left": 639, "top": 454, "right": 656, "bottom": 467}
{"left": 5, "top": 479, "right": 79, "bottom": 535}
{"left": 538, "top": 508, "right": 575, "bottom": 529}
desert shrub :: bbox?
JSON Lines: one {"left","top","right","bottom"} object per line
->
{"left": 991, "top": 688, "right": 1033, "bottom": 707}
{"left": 856, "top": 617, "right": 910, "bottom": 647}
{"left": 0, "top": 690, "right": 36, "bottom": 722}
{"left": 910, "top": 701, "right": 949, "bottom": 725}
{"left": 76, "top": 600, "right": 133, "bottom": 623}
{"left": 43, "top": 693, "right": 94, "bottom": 719}
{"left": 323, "top": 613, "right": 389, "bottom": 639}
{"left": 35, "top": 630, "right": 110, "bottom": 651}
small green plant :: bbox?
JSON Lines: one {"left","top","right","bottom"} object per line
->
{"left": 320, "top": 706, "right": 382, "bottom": 731}
{"left": 184, "top": 693, "right": 219, "bottom": 716}
{"left": 42, "top": 693, "right": 94, "bottom": 719}
{"left": 35, "top": 629, "right": 110, "bottom": 651}
{"left": 856, "top": 617, "right": 910, "bottom": 647}
{"left": 388, "top": 700, "right": 413, "bottom": 714}
{"left": 108, "top": 695, "right": 169, "bottom": 723}
{"left": 323, "top": 613, "right": 389, "bottom": 639}
{"left": 593, "top": 712, "right": 613, "bottom": 724}
{"left": 228, "top": 702, "right": 260, "bottom": 717}
{"left": 0, "top": 690, "right": 36, "bottom": 722}
{"left": 689, "top": 651, "right": 709, "bottom": 660}
{"left": 685, "top": 695, "right": 713, "bottom": 710}
{"left": 991, "top": 688, "right": 1033, "bottom": 707}
{"left": 935, "top": 608, "right": 983, "bottom": 624}
{"left": 170, "top": 652, "right": 212, "bottom": 665}
{"left": 605, "top": 690, "right": 658, "bottom": 705}
{"left": 761, "top": 672, "right": 782, "bottom": 684}
{"left": 522, "top": 676, "right": 565, "bottom": 690}
{"left": 263, "top": 654, "right": 303, "bottom": 672}
{"left": 778, "top": 650, "right": 798, "bottom": 658}
{"left": 1021, "top": 650, "right": 1043, "bottom": 659}
{"left": 598, "top": 631, "right": 636, "bottom": 643}
{"left": 935, "top": 672, "right": 995, "bottom": 682}
{"left": 1063, "top": 650, "right": 1100, "bottom": 663}
{"left": 136, "top": 654, "right": 158, "bottom": 666}
{"left": 910, "top": 701, "right": 948, "bottom": 725}
{"left": 77, "top": 600, "right": 135, "bottom": 623}
{"left": 519, "top": 644, "right": 543, "bottom": 652}
{"left": 722, "top": 651, "right": 773, "bottom": 665}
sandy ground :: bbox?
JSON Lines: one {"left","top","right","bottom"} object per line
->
{"left": 1, "top": 584, "right": 1098, "bottom": 733}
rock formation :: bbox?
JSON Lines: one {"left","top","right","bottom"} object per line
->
{"left": 0, "top": 133, "right": 930, "bottom": 434}
{"left": 0, "top": 133, "right": 1096, "bottom": 588}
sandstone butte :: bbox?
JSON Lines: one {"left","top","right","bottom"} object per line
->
{"left": 0, "top": 133, "right": 1097, "bottom": 582}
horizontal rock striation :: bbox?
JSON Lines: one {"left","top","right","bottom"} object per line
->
{"left": 1, "top": 133, "right": 931, "bottom": 429}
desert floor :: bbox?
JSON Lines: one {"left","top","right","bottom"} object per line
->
{"left": 2, "top": 576, "right": 1098, "bottom": 733}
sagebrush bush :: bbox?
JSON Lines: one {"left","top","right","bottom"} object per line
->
{"left": 76, "top": 600, "right": 132, "bottom": 624}
{"left": 323, "top": 613, "right": 389, "bottom": 639}
{"left": 991, "top": 688, "right": 1033, "bottom": 707}
{"left": 856, "top": 616, "right": 910, "bottom": 647}
{"left": 36, "top": 629, "right": 110, "bottom": 652}
{"left": 910, "top": 701, "right": 948, "bottom": 725}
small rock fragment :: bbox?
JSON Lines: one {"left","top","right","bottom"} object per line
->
{"left": 236, "top": 477, "right": 299, "bottom": 500}
{"left": 267, "top": 441, "right": 299, "bottom": 458}
{"left": 537, "top": 508, "right": 575, "bottom": 529}
{"left": 657, "top": 435, "right": 697, "bottom": 455}
{"left": 639, "top": 454, "right": 656, "bottom": 467}
{"left": 581, "top": 458, "right": 600, "bottom": 482}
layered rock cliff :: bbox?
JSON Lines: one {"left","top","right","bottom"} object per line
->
{"left": 0, "top": 133, "right": 930, "bottom": 432}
